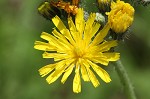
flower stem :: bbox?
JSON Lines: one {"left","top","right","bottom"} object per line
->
{"left": 114, "top": 60, "right": 136, "bottom": 99}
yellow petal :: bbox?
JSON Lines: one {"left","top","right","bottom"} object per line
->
{"left": 68, "top": 17, "right": 78, "bottom": 42}
{"left": 86, "top": 67, "right": 100, "bottom": 87}
{"left": 46, "top": 70, "right": 64, "bottom": 84}
{"left": 41, "top": 32, "right": 64, "bottom": 50}
{"left": 73, "top": 72, "right": 81, "bottom": 93}
{"left": 83, "top": 13, "right": 98, "bottom": 46}
{"left": 83, "top": 22, "right": 101, "bottom": 46}
{"left": 84, "top": 13, "right": 96, "bottom": 39}
{"left": 52, "top": 16, "right": 67, "bottom": 32}
{"left": 46, "top": 62, "right": 66, "bottom": 84}
{"left": 41, "top": 32, "right": 72, "bottom": 52}
{"left": 80, "top": 63, "right": 90, "bottom": 81}
{"left": 73, "top": 62, "right": 81, "bottom": 93}
{"left": 82, "top": 60, "right": 100, "bottom": 87}
{"left": 85, "top": 13, "right": 96, "bottom": 28}
{"left": 90, "top": 57, "right": 109, "bottom": 66}
{"left": 102, "top": 53, "right": 120, "bottom": 61}
{"left": 52, "top": 16, "right": 75, "bottom": 45}
{"left": 68, "top": 17, "right": 77, "bottom": 32}
{"left": 42, "top": 52, "right": 70, "bottom": 61}
{"left": 91, "top": 23, "right": 110, "bottom": 46}
{"left": 83, "top": 52, "right": 109, "bottom": 66}
{"left": 38, "top": 64, "right": 56, "bottom": 77}
{"left": 52, "top": 29, "right": 73, "bottom": 49}
{"left": 75, "top": 8, "right": 85, "bottom": 39}
{"left": 34, "top": 41, "right": 56, "bottom": 51}
{"left": 97, "top": 40, "right": 118, "bottom": 52}
{"left": 40, "top": 32, "right": 55, "bottom": 42}
{"left": 88, "top": 60, "right": 111, "bottom": 83}
{"left": 90, "top": 22, "right": 101, "bottom": 39}
{"left": 61, "top": 64, "right": 74, "bottom": 84}
{"left": 87, "top": 40, "right": 118, "bottom": 54}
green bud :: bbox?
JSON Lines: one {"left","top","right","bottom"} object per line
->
{"left": 97, "top": 0, "right": 111, "bottom": 13}
{"left": 38, "top": 2, "right": 61, "bottom": 20}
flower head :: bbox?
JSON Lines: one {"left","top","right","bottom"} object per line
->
{"left": 34, "top": 8, "right": 120, "bottom": 93}
{"left": 106, "top": 0, "right": 135, "bottom": 33}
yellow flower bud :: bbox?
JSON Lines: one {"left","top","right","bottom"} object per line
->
{"left": 107, "top": 0, "right": 135, "bottom": 33}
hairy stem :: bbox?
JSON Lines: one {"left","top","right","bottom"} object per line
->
{"left": 114, "top": 60, "right": 136, "bottom": 99}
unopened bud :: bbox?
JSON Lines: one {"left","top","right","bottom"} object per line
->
{"left": 107, "top": 0, "right": 135, "bottom": 33}
{"left": 38, "top": 2, "right": 61, "bottom": 20}
{"left": 97, "top": 0, "right": 111, "bottom": 13}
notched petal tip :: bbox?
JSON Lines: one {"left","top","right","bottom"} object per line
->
{"left": 105, "top": 78, "right": 111, "bottom": 83}
{"left": 38, "top": 64, "right": 56, "bottom": 77}
{"left": 38, "top": 67, "right": 50, "bottom": 77}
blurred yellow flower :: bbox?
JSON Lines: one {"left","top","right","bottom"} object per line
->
{"left": 34, "top": 8, "right": 120, "bottom": 93}
{"left": 107, "top": 0, "right": 135, "bottom": 33}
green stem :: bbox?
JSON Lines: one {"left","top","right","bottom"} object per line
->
{"left": 114, "top": 60, "right": 136, "bottom": 99}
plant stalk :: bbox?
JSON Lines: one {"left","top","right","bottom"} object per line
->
{"left": 114, "top": 60, "right": 136, "bottom": 99}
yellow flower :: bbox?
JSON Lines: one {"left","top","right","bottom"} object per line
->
{"left": 107, "top": 0, "right": 135, "bottom": 33}
{"left": 34, "top": 8, "right": 120, "bottom": 93}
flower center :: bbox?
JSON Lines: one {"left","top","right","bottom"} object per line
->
{"left": 74, "top": 47, "right": 85, "bottom": 59}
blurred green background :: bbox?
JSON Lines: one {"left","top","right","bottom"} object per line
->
{"left": 0, "top": 0, "right": 150, "bottom": 99}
